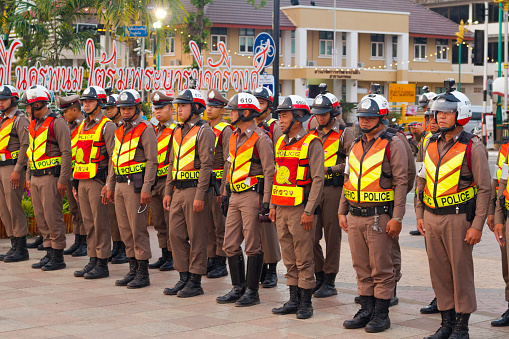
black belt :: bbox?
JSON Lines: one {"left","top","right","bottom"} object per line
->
{"left": 231, "top": 184, "right": 258, "bottom": 194}
{"left": 175, "top": 180, "right": 198, "bottom": 190}
{"left": 116, "top": 175, "right": 129, "bottom": 183}
{"left": 349, "top": 204, "right": 390, "bottom": 217}
{"left": 0, "top": 159, "right": 16, "bottom": 167}
{"left": 424, "top": 204, "right": 467, "bottom": 215}
{"left": 324, "top": 179, "right": 343, "bottom": 187}
{"left": 31, "top": 167, "right": 57, "bottom": 177}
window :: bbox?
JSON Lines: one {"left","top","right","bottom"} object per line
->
{"left": 432, "top": 5, "right": 469, "bottom": 24}
{"left": 414, "top": 37, "right": 427, "bottom": 60}
{"left": 291, "top": 30, "right": 295, "bottom": 55}
{"left": 211, "top": 27, "right": 227, "bottom": 53}
{"left": 371, "top": 34, "right": 384, "bottom": 58}
{"left": 436, "top": 39, "right": 448, "bottom": 61}
{"left": 342, "top": 32, "right": 346, "bottom": 57}
{"left": 165, "top": 35, "right": 175, "bottom": 55}
{"left": 239, "top": 28, "right": 254, "bottom": 53}
{"left": 319, "top": 31, "right": 333, "bottom": 57}
{"left": 392, "top": 36, "right": 398, "bottom": 59}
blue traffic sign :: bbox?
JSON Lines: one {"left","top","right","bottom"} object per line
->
{"left": 253, "top": 32, "right": 276, "bottom": 68}
{"left": 125, "top": 26, "right": 148, "bottom": 38}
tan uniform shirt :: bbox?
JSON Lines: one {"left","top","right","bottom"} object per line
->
{"left": 338, "top": 127, "right": 409, "bottom": 219}
{"left": 69, "top": 115, "right": 84, "bottom": 136}
{"left": 0, "top": 108, "right": 29, "bottom": 173}
{"left": 223, "top": 121, "right": 275, "bottom": 204}
{"left": 164, "top": 115, "right": 216, "bottom": 201}
{"left": 416, "top": 128, "right": 491, "bottom": 230}
{"left": 26, "top": 109, "right": 72, "bottom": 185}
{"left": 313, "top": 118, "right": 354, "bottom": 176}
{"left": 210, "top": 118, "right": 233, "bottom": 194}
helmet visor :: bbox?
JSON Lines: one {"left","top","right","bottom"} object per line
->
{"left": 430, "top": 99, "right": 458, "bottom": 115}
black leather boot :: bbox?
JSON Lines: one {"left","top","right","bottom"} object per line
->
{"left": 127, "top": 260, "right": 150, "bottom": 289}
{"left": 365, "top": 298, "right": 391, "bottom": 333}
{"left": 41, "top": 248, "right": 66, "bottom": 271}
{"left": 354, "top": 296, "right": 361, "bottom": 304}
{"left": 449, "top": 313, "right": 470, "bottom": 339}
{"left": 313, "top": 271, "right": 325, "bottom": 293}
{"left": 27, "top": 235, "right": 43, "bottom": 249}
{"left": 260, "top": 263, "right": 267, "bottom": 283}
{"left": 208, "top": 255, "right": 228, "bottom": 278}
{"left": 4, "top": 237, "right": 29, "bottom": 262}
{"left": 149, "top": 247, "right": 169, "bottom": 269}
{"left": 111, "top": 241, "right": 128, "bottom": 264}
{"left": 314, "top": 273, "right": 337, "bottom": 298}
{"left": 164, "top": 271, "right": 190, "bottom": 295}
{"left": 32, "top": 248, "right": 51, "bottom": 269}
{"left": 115, "top": 258, "right": 138, "bottom": 286}
{"left": 64, "top": 234, "right": 81, "bottom": 255}
{"left": 425, "top": 309, "right": 457, "bottom": 339}
{"left": 159, "top": 250, "right": 174, "bottom": 271}
{"left": 272, "top": 285, "right": 300, "bottom": 314}
{"left": 0, "top": 237, "right": 16, "bottom": 261}
{"left": 296, "top": 288, "right": 314, "bottom": 319}
{"left": 177, "top": 273, "right": 204, "bottom": 297}
{"left": 84, "top": 258, "right": 109, "bottom": 279}
{"left": 37, "top": 243, "right": 45, "bottom": 251}
{"left": 236, "top": 252, "right": 263, "bottom": 307}
{"left": 74, "top": 257, "right": 98, "bottom": 277}
{"left": 262, "top": 262, "right": 278, "bottom": 288}
{"left": 491, "top": 305, "right": 509, "bottom": 327}
{"left": 71, "top": 235, "right": 87, "bottom": 257}
{"left": 421, "top": 297, "right": 439, "bottom": 314}
{"left": 217, "top": 254, "right": 245, "bottom": 303}
{"left": 389, "top": 283, "right": 399, "bottom": 307}
{"left": 207, "top": 257, "right": 216, "bottom": 274}
{"left": 344, "top": 295, "right": 375, "bottom": 329}
{"left": 109, "top": 241, "right": 120, "bottom": 262}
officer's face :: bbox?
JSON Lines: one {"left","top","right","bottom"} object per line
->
{"left": 257, "top": 98, "right": 269, "bottom": 118}
{"left": 436, "top": 111, "right": 456, "bottom": 129}
{"left": 0, "top": 98, "right": 11, "bottom": 111}
{"left": 154, "top": 104, "right": 173, "bottom": 123}
{"left": 63, "top": 107, "right": 80, "bottom": 123}
{"left": 278, "top": 110, "right": 294, "bottom": 131}
{"left": 427, "top": 116, "right": 439, "bottom": 132}
{"left": 315, "top": 113, "right": 331, "bottom": 126}
{"left": 120, "top": 106, "right": 136, "bottom": 120}
{"left": 177, "top": 103, "right": 192, "bottom": 122}
{"left": 206, "top": 105, "right": 224, "bottom": 120}
{"left": 105, "top": 106, "right": 119, "bottom": 119}
{"left": 358, "top": 116, "right": 380, "bottom": 131}
{"left": 82, "top": 99, "right": 99, "bottom": 113}
{"left": 25, "top": 102, "right": 46, "bottom": 118}
{"left": 229, "top": 109, "right": 239, "bottom": 123}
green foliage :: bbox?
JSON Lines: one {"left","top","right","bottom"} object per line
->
{"left": 247, "top": 0, "right": 267, "bottom": 9}
{"left": 183, "top": 0, "right": 212, "bottom": 53}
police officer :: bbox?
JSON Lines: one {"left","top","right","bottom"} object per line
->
{"left": 252, "top": 86, "right": 282, "bottom": 288}
{"left": 162, "top": 89, "right": 215, "bottom": 297}
{"left": 106, "top": 89, "right": 158, "bottom": 289}
{"left": 73, "top": 86, "right": 116, "bottom": 279}
{"left": 55, "top": 94, "right": 87, "bottom": 257}
{"left": 270, "top": 95, "right": 324, "bottom": 319}
{"left": 104, "top": 94, "right": 127, "bottom": 264}
{"left": 416, "top": 80, "right": 491, "bottom": 339}
{"left": 339, "top": 94, "right": 409, "bottom": 333}
{"left": 309, "top": 93, "right": 354, "bottom": 298}
{"left": 24, "top": 85, "right": 72, "bottom": 271}
{"left": 148, "top": 90, "right": 176, "bottom": 272}
{"left": 216, "top": 93, "right": 274, "bottom": 307}
{"left": 204, "top": 88, "right": 232, "bottom": 279}
{"left": 0, "top": 85, "right": 29, "bottom": 262}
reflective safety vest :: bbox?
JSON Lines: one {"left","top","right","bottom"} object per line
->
{"left": 0, "top": 113, "right": 20, "bottom": 162}
{"left": 112, "top": 123, "right": 147, "bottom": 176}
{"left": 311, "top": 126, "right": 345, "bottom": 180}
{"left": 70, "top": 123, "right": 81, "bottom": 169}
{"left": 155, "top": 123, "right": 176, "bottom": 177}
{"left": 73, "top": 116, "right": 109, "bottom": 179}
{"left": 228, "top": 131, "right": 262, "bottom": 192}
{"left": 271, "top": 133, "right": 318, "bottom": 206}
{"left": 212, "top": 121, "right": 232, "bottom": 180}
{"left": 26, "top": 114, "right": 62, "bottom": 170}
{"left": 262, "top": 118, "right": 277, "bottom": 140}
{"left": 423, "top": 133, "right": 476, "bottom": 209}
{"left": 421, "top": 131, "right": 432, "bottom": 150}
{"left": 496, "top": 142, "right": 509, "bottom": 194}
{"left": 172, "top": 122, "right": 204, "bottom": 181}
{"left": 343, "top": 133, "right": 395, "bottom": 203}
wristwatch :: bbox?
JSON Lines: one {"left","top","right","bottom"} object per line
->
{"left": 393, "top": 217, "right": 403, "bottom": 223}
{"left": 305, "top": 211, "right": 312, "bottom": 216}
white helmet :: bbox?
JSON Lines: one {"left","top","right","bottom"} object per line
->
{"left": 356, "top": 94, "right": 390, "bottom": 117}
{"left": 117, "top": 89, "right": 141, "bottom": 107}
{"left": 419, "top": 91, "right": 437, "bottom": 108}
{"left": 22, "top": 85, "right": 51, "bottom": 105}
{"left": 430, "top": 90, "right": 472, "bottom": 127}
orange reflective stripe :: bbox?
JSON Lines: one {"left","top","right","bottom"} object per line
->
{"left": 26, "top": 116, "right": 62, "bottom": 170}
{"left": 311, "top": 128, "right": 343, "bottom": 179}
{"left": 0, "top": 116, "right": 18, "bottom": 161}
{"left": 70, "top": 123, "right": 81, "bottom": 168}
{"left": 73, "top": 116, "right": 109, "bottom": 179}
{"left": 155, "top": 123, "right": 176, "bottom": 177}
{"left": 112, "top": 123, "right": 147, "bottom": 175}
{"left": 228, "top": 131, "right": 260, "bottom": 192}
{"left": 172, "top": 124, "right": 200, "bottom": 180}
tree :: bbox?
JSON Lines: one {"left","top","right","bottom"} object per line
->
{"left": 182, "top": 0, "right": 212, "bottom": 54}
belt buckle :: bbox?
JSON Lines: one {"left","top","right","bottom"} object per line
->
{"left": 361, "top": 208, "right": 368, "bottom": 217}
{"left": 455, "top": 205, "right": 459, "bottom": 214}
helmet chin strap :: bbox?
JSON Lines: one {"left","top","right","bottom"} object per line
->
{"left": 439, "top": 124, "right": 457, "bottom": 134}
{"left": 30, "top": 102, "right": 46, "bottom": 120}
{"left": 83, "top": 101, "right": 100, "bottom": 117}
{"left": 359, "top": 117, "right": 382, "bottom": 134}
{"left": 123, "top": 106, "right": 140, "bottom": 122}
{"left": 0, "top": 98, "right": 16, "bottom": 113}
{"left": 232, "top": 110, "right": 255, "bottom": 126}
{"left": 318, "top": 114, "right": 334, "bottom": 129}
{"left": 283, "top": 116, "right": 297, "bottom": 135}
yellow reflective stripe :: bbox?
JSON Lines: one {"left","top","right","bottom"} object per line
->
{"left": 157, "top": 133, "right": 172, "bottom": 164}
{"left": 0, "top": 120, "right": 13, "bottom": 152}
{"left": 497, "top": 152, "right": 507, "bottom": 182}
{"left": 114, "top": 163, "right": 146, "bottom": 175}
{"left": 423, "top": 186, "right": 477, "bottom": 208}
{"left": 231, "top": 145, "right": 255, "bottom": 184}
{"left": 172, "top": 170, "right": 200, "bottom": 180}
{"left": 360, "top": 148, "right": 385, "bottom": 190}
{"left": 344, "top": 188, "right": 394, "bottom": 203}
{"left": 435, "top": 152, "right": 464, "bottom": 197}
{"left": 323, "top": 139, "right": 339, "bottom": 167}
{"left": 157, "top": 166, "right": 168, "bottom": 177}
{"left": 213, "top": 122, "right": 229, "bottom": 148}
{"left": 296, "top": 134, "right": 314, "bottom": 181}
{"left": 116, "top": 135, "right": 142, "bottom": 165}
{"left": 505, "top": 198, "right": 509, "bottom": 211}
{"left": 230, "top": 175, "right": 262, "bottom": 192}
{"left": 172, "top": 133, "right": 197, "bottom": 172}
{"left": 423, "top": 151, "right": 436, "bottom": 198}
{"left": 30, "top": 157, "right": 61, "bottom": 170}
{"left": 213, "top": 169, "right": 223, "bottom": 179}
{"left": 348, "top": 155, "right": 360, "bottom": 190}
{"left": 271, "top": 184, "right": 304, "bottom": 202}
{"left": 33, "top": 129, "right": 49, "bottom": 161}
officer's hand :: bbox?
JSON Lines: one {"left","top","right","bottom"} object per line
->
{"left": 26, "top": 180, "right": 31, "bottom": 191}
{"left": 386, "top": 218, "right": 402, "bottom": 238}
{"left": 300, "top": 213, "right": 314, "bottom": 231}
{"left": 193, "top": 199, "right": 204, "bottom": 213}
{"left": 140, "top": 192, "right": 151, "bottom": 205}
{"left": 57, "top": 183, "right": 67, "bottom": 197}
{"left": 487, "top": 215, "right": 495, "bottom": 232}
{"left": 216, "top": 194, "right": 222, "bottom": 205}
{"left": 339, "top": 215, "right": 348, "bottom": 233}
{"left": 417, "top": 219, "right": 425, "bottom": 236}
{"left": 258, "top": 202, "right": 271, "bottom": 223}
{"left": 101, "top": 185, "right": 108, "bottom": 204}
{"left": 220, "top": 195, "right": 229, "bottom": 217}
{"left": 10, "top": 171, "right": 20, "bottom": 189}
{"left": 464, "top": 227, "right": 482, "bottom": 245}
{"left": 494, "top": 223, "right": 506, "bottom": 247}
{"left": 106, "top": 190, "right": 115, "bottom": 203}
{"left": 269, "top": 208, "right": 276, "bottom": 223}
{"left": 163, "top": 195, "right": 172, "bottom": 210}
{"left": 72, "top": 187, "right": 79, "bottom": 202}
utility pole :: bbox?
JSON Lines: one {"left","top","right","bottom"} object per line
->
{"left": 272, "top": 0, "right": 280, "bottom": 118}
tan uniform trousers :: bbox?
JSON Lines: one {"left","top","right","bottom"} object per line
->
{"left": 67, "top": 181, "right": 85, "bottom": 235}
{"left": 0, "top": 165, "right": 27, "bottom": 237}
{"left": 261, "top": 222, "right": 281, "bottom": 264}
{"left": 392, "top": 237, "right": 402, "bottom": 283}
{"left": 275, "top": 204, "right": 315, "bottom": 290}
{"left": 424, "top": 210, "right": 476, "bottom": 313}
{"left": 31, "top": 175, "right": 66, "bottom": 249}
{"left": 223, "top": 191, "right": 263, "bottom": 257}
{"left": 348, "top": 213, "right": 395, "bottom": 300}
{"left": 503, "top": 223, "right": 509, "bottom": 301}
{"left": 150, "top": 178, "right": 170, "bottom": 250}
{"left": 169, "top": 187, "right": 211, "bottom": 275}
{"left": 114, "top": 182, "right": 151, "bottom": 260}
{"left": 108, "top": 202, "right": 121, "bottom": 242}
{"left": 207, "top": 194, "right": 226, "bottom": 257}
{"left": 314, "top": 185, "right": 342, "bottom": 274}
{"left": 78, "top": 179, "right": 111, "bottom": 259}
